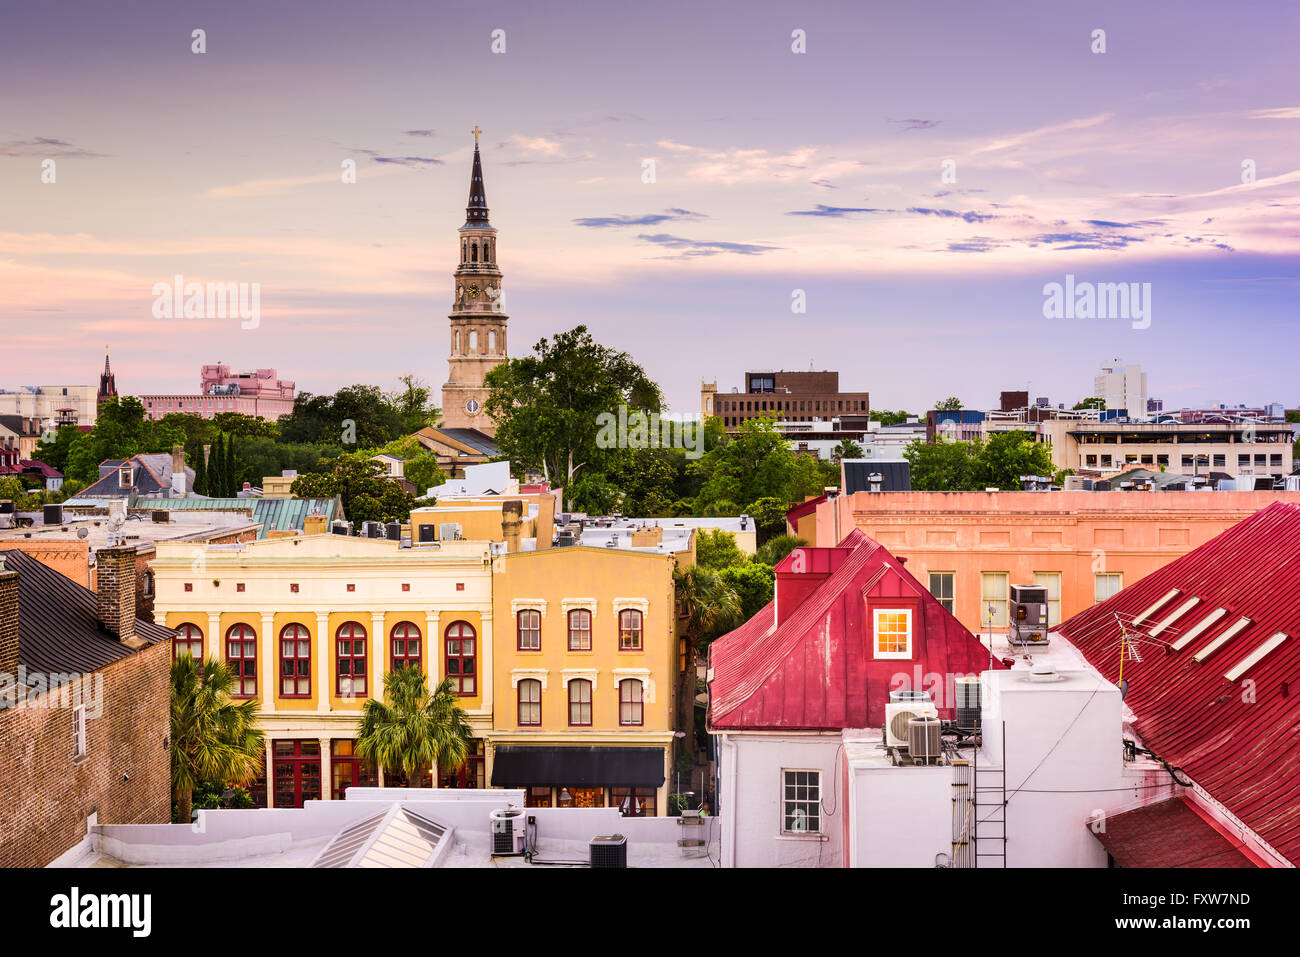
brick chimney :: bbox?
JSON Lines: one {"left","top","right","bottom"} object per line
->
{"left": 501, "top": 501, "right": 523, "bottom": 553}
{"left": 0, "top": 555, "right": 18, "bottom": 684}
{"left": 96, "top": 546, "right": 147, "bottom": 649}
{"left": 303, "top": 514, "right": 328, "bottom": 536}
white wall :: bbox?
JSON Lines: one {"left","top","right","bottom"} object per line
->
{"left": 847, "top": 761, "right": 951, "bottom": 867}
{"left": 718, "top": 733, "right": 843, "bottom": 868}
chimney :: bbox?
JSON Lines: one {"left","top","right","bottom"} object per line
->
{"left": 0, "top": 555, "right": 19, "bottom": 683}
{"left": 171, "top": 445, "right": 187, "bottom": 498}
{"left": 96, "top": 545, "right": 146, "bottom": 649}
{"left": 501, "top": 500, "right": 523, "bottom": 553}
{"left": 303, "top": 513, "right": 328, "bottom": 536}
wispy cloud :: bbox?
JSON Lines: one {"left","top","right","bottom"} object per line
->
{"left": 888, "top": 118, "right": 941, "bottom": 131}
{"left": 573, "top": 208, "right": 706, "bottom": 228}
{"left": 636, "top": 233, "right": 780, "bottom": 257}
{"left": 0, "top": 137, "right": 107, "bottom": 158}
{"left": 786, "top": 204, "right": 886, "bottom": 218}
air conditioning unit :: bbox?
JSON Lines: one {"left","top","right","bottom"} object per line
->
{"left": 489, "top": 808, "right": 526, "bottom": 856}
{"left": 1009, "top": 584, "right": 1050, "bottom": 645}
{"left": 884, "top": 690, "right": 938, "bottom": 748}
{"left": 589, "top": 834, "right": 627, "bottom": 868}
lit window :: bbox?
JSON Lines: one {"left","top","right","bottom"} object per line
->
{"left": 619, "top": 609, "right": 643, "bottom": 651}
{"left": 873, "top": 609, "right": 912, "bottom": 659}
{"left": 782, "top": 770, "right": 821, "bottom": 834}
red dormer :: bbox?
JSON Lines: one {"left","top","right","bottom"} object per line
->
{"left": 710, "top": 529, "right": 1003, "bottom": 730}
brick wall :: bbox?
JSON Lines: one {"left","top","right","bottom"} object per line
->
{"left": 0, "top": 639, "right": 172, "bottom": 868}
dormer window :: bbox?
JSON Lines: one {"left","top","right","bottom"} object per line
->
{"left": 872, "top": 609, "right": 912, "bottom": 660}
{"left": 118, "top": 465, "right": 133, "bottom": 489}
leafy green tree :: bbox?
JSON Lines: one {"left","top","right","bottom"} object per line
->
{"left": 872, "top": 409, "right": 914, "bottom": 426}
{"left": 356, "top": 669, "right": 472, "bottom": 789}
{"left": 695, "top": 529, "right": 746, "bottom": 570}
{"left": 904, "top": 437, "right": 977, "bottom": 491}
{"left": 483, "top": 326, "right": 662, "bottom": 506}
{"left": 831, "top": 439, "right": 864, "bottom": 463}
{"left": 754, "top": 534, "right": 807, "bottom": 567}
{"left": 691, "top": 415, "right": 795, "bottom": 514}
{"left": 719, "top": 562, "right": 775, "bottom": 621}
{"left": 390, "top": 375, "right": 441, "bottom": 435}
{"left": 279, "top": 384, "right": 406, "bottom": 449}
{"left": 170, "top": 655, "right": 265, "bottom": 824}
{"left": 672, "top": 565, "right": 742, "bottom": 733}
{"left": 192, "top": 442, "right": 208, "bottom": 496}
{"left": 972, "top": 430, "right": 1056, "bottom": 489}
{"left": 291, "top": 455, "right": 416, "bottom": 524}
{"left": 745, "top": 496, "right": 790, "bottom": 542}
{"left": 32, "top": 425, "right": 82, "bottom": 474}
{"left": 1073, "top": 397, "right": 1106, "bottom": 411}
{"left": 935, "top": 396, "right": 963, "bottom": 411}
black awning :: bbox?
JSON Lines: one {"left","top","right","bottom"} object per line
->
{"left": 491, "top": 746, "right": 665, "bottom": 788}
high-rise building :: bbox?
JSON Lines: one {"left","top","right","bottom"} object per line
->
{"left": 441, "top": 127, "right": 507, "bottom": 435}
{"left": 1094, "top": 360, "right": 1148, "bottom": 419}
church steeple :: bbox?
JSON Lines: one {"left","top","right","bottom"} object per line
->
{"left": 465, "top": 126, "right": 489, "bottom": 225}
{"left": 98, "top": 344, "right": 118, "bottom": 406}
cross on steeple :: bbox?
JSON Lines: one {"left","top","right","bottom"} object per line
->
{"left": 472, "top": 125, "right": 482, "bottom": 145}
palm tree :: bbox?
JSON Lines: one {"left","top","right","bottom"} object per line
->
{"left": 673, "top": 565, "right": 743, "bottom": 734}
{"left": 355, "top": 668, "right": 472, "bottom": 790}
{"left": 170, "top": 655, "right": 265, "bottom": 824}
{"left": 831, "top": 439, "right": 863, "bottom": 464}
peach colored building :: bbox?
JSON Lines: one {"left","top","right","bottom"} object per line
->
{"left": 810, "top": 489, "right": 1300, "bottom": 634}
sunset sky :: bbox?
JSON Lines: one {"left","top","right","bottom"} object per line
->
{"left": 3, "top": 0, "right": 1298, "bottom": 413}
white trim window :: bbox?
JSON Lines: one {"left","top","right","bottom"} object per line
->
{"left": 1095, "top": 572, "right": 1123, "bottom": 604}
{"left": 782, "top": 769, "right": 821, "bottom": 834}
{"left": 73, "top": 705, "right": 88, "bottom": 759}
{"left": 872, "top": 608, "right": 912, "bottom": 659}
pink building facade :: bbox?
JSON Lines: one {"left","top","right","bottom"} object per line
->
{"left": 140, "top": 364, "right": 295, "bottom": 421}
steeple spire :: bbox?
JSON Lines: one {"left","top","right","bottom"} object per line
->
{"left": 465, "top": 127, "right": 489, "bottom": 225}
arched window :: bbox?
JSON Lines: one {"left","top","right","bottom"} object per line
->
{"left": 568, "top": 679, "right": 592, "bottom": 726}
{"left": 226, "top": 623, "right": 257, "bottom": 697}
{"left": 488, "top": 330, "right": 496, "bottom": 353}
{"left": 391, "top": 621, "right": 422, "bottom": 673}
{"left": 280, "top": 623, "right": 311, "bottom": 697}
{"left": 518, "top": 678, "right": 541, "bottom": 726}
{"left": 445, "top": 621, "right": 477, "bottom": 695}
{"left": 455, "top": 330, "right": 461, "bottom": 353}
{"left": 468, "top": 330, "right": 478, "bottom": 353}
{"left": 567, "top": 609, "right": 592, "bottom": 651}
{"left": 173, "top": 622, "right": 203, "bottom": 660}
{"left": 619, "top": 609, "right": 643, "bottom": 651}
{"left": 517, "top": 609, "right": 541, "bottom": 651}
{"left": 619, "top": 679, "right": 644, "bottom": 726}
{"left": 471, "top": 242, "right": 478, "bottom": 262}
{"left": 335, "top": 622, "right": 367, "bottom": 697}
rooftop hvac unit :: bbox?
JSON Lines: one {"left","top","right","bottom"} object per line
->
{"left": 885, "top": 690, "right": 937, "bottom": 748}
{"left": 43, "top": 503, "right": 64, "bottom": 525}
{"left": 1009, "top": 584, "right": 1050, "bottom": 646}
{"left": 908, "top": 715, "right": 943, "bottom": 764}
{"left": 954, "top": 675, "right": 982, "bottom": 732}
{"left": 385, "top": 522, "right": 402, "bottom": 541}
{"left": 589, "top": 834, "right": 627, "bottom": 869}
{"left": 438, "top": 523, "right": 462, "bottom": 542}
{"left": 330, "top": 520, "right": 352, "bottom": 536}
{"left": 489, "top": 808, "right": 526, "bottom": 856}
{"left": 362, "top": 521, "right": 384, "bottom": 538}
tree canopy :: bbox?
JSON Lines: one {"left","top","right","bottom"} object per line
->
{"left": 903, "top": 431, "right": 1057, "bottom": 491}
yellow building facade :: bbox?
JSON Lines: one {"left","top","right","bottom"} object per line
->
{"left": 151, "top": 535, "right": 495, "bottom": 806}
{"left": 488, "top": 545, "right": 678, "bottom": 816}
{"left": 151, "top": 529, "right": 683, "bottom": 815}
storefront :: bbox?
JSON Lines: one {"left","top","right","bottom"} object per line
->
{"left": 491, "top": 745, "right": 666, "bottom": 817}
{"left": 331, "top": 739, "right": 376, "bottom": 801}
{"left": 273, "top": 739, "right": 322, "bottom": 808}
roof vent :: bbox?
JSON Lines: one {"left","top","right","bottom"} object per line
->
{"left": 1026, "top": 660, "right": 1062, "bottom": 682}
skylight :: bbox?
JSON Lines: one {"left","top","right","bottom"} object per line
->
{"left": 1170, "top": 607, "right": 1226, "bottom": 651}
{"left": 1192, "top": 617, "right": 1252, "bottom": 663}
{"left": 1149, "top": 596, "right": 1200, "bottom": 637}
{"left": 1133, "top": 588, "right": 1181, "bottom": 625}
{"left": 1224, "top": 633, "right": 1288, "bottom": 682}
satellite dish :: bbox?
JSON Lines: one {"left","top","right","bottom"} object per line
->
{"left": 1118, "top": 678, "right": 1129, "bottom": 700}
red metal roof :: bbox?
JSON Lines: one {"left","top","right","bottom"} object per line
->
{"left": 709, "top": 529, "right": 1003, "bottom": 730}
{"left": 1091, "top": 798, "right": 1261, "bottom": 867}
{"left": 784, "top": 494, "right": 827, "bottom": 525}
{"left": 1057, "top": 500, "right": 1300, "bottom": 866}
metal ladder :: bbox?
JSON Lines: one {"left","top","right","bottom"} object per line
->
{"left": 972, "top": 720, "right": 1008, "bottom": 868}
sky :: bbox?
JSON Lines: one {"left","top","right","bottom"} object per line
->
{"left": 2, "top": 0, "right": 1298, "bottom": 414}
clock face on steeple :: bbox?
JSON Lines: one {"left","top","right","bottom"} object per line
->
{"left": 465, "top": 398, "right": 481, "bottom": 415}
{"left": 466, "top": 282, "right": 480, "bottom": 298}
